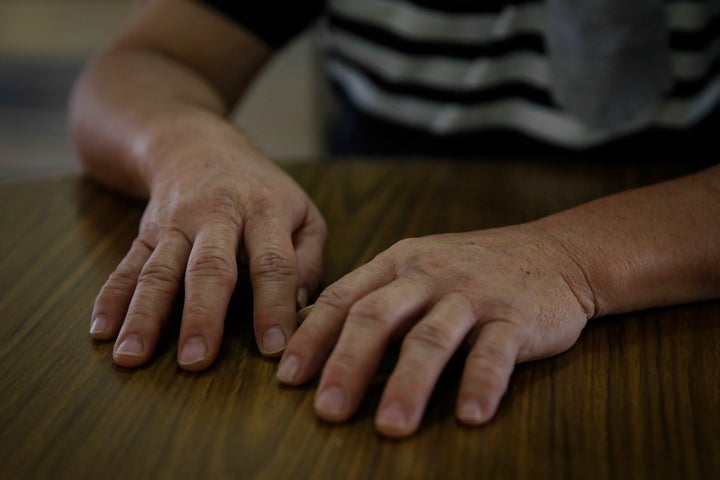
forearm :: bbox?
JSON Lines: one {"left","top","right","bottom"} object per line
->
{"left": 68, "top": 0, "right": 272, "bottom": 198}
{"left": 534, "top": 164, "right": 720, "bottom": 317}
{"left": 69, "top": 49, "right": 225, "bottom": 197}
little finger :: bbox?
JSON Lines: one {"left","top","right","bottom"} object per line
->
{"left": 277, "top": 255, "right": 395, "bottom": 385}
{"left": 456, "top": 320, "right": 524, "bottom": 426}
{"left": 291, "top": 205, "right": 326, "bottom": 308}
{"left": 90, "top": 239, "right": 152, "bottom": 340}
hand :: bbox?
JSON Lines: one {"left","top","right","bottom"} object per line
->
{"left": 89, "top": 146, "right": 326, "bottom": 370}
{"left": 277, "top": 224, "right": 595, "bottom": 437}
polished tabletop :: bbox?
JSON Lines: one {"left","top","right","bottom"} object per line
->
{"left": 1, "top": 159, "right": 718, "bottom": 479}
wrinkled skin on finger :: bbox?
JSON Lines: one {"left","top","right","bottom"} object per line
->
{"left": 89, "top": 153, "right": 326, "bottom": 370}
{"left": 277, "top": 224, "right": 595, "bottom": 438}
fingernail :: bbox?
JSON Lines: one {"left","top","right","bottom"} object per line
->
{"left": 315, "top": 386, "right": 346, "bottom": 418}
{"left": 277, "top": 354, "right": 300, "bottom": 383}
{"left": 296, "top": 288, "right": 308, "bottom": 309}
{"left": 179, "top": 336, "right": 207, "bottom": 365}
{"left": 90, "top": 316, "right": 108, "bottom": 335}
{"left": 115, "top": 335, "right": 143, "bottom": 356}
{"left": 296, "top": 304, "right": 314, "bottom": 324}
{"left": 458, "top": 400, "right": 484, "bottom": 425}
{"left": 376, "top": 402, "right": 408, "bottom": 432}
{"left": 262, "top": 327, "right": 286, "bottom": 354}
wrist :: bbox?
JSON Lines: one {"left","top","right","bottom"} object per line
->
{"left": 529, "top": 168, "right": 720, "bottom": 317}
{"left": 524, "top": 221, "right": 600, "bottom": 320}
{"left": 137, "top": 106, "right": 257, "bottom": 193}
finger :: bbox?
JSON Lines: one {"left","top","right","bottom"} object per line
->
{"left": 313, "top": 275, "right": 433, "bottom": 423}
{"left": 276, "top": 256, "right": 395, "bottom": 385}
{"left": 375, "top": 292, "right": 478, "bottom": 437}
{"left": 90, "top": 239, "right": 152, "bottom": 340}
{"left": 292, "top": 205, "right": 326, "bottom": 308}
{"left": 245, "top": 209, "right": 300, "bottom": 357}
{"left": 177, "top": 221, "right": 240, "bottom": 371}
{"left": 113, "top": 231, "right": 191, "bottom": 367}
{"left": 456, "top": 320, "right": 524, "bottom": 426}
{"left": 296, "top": 304, "right": 314, "bottom": 324}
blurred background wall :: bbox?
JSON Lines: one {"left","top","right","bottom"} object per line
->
{"left": 0, "top": 0, "right": 327, "bottom": 178}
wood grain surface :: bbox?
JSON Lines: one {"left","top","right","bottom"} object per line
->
{"left": 0, "top": 159, "right": 718, "bottom": 479}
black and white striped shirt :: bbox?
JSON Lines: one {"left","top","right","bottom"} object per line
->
{"left": 202, "top": 0, "right": 720, "bottom": 150}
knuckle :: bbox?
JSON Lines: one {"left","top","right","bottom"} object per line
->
{"left": 316, "top": 284, "right": 354, "bottom": 312}
{"left": 401, "top": 265, "right": 437, "bottom": 288}
{"left": 346, "top": 298, "right": 396, "bottom": 339}
{"left": 131, "top": 236, "right": 156, "bottom": 253}
{"left": 406, "top": 321, "right": 455, "bottom": 353}
{"left": 378, "top": 239, "right": 434, "bottom": 278}
{"left": 444, "top": 291, "right": 476, "bottom": 312}
{"left": 136, "top": 221, "right": 160, "bottom": 242}
{"left": 97, "top": 278, "right": 136, "bottom": 306}
{"left": 206, "top": 190, "right": 238, "bottom": 212}
{"left": 187, "top": 249, "right": 237, "bottom": 284}
{"left": 204, "top": 193, "right": 242, "bottom": 229}
{"left": 246, "top": 187, "right": 277, "bottom": 215}
{"left": 382, "top": 237, "right": 424, "bottom": 262}
{"left": 374, "top": 240, "right": 408, "bottom": 262}
{"left": 137, "top": 261, "right": 181, "bottom": 290}
{"left": 251, "top": 249, "right": 296, "bottom": 280}
{"left": 105, "top": 266, "right": 139, "bottom": 291}
{"left": 347, "top": 297, "right": 393, "bottom": 330}
{"left": 389, "top": 237, "right": 416, "bottom": 251}
{"left": 149, "top": 227, "right": 193, "bottom": 257}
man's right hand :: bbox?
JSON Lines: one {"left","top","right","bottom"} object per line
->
{"left": 69, "top": 0, "right": 326, "bottom": 369}
{"left": 91, "top": 137, "right": 326, "bottom": 370}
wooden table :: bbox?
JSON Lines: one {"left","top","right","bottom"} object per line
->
{"left": 1, "top": 159, "right": 718, "bottom": 479}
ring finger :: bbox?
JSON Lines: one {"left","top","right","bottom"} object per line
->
{"left": 374, "top": 292, "right": 478, "bottom": 437}
{"left": 113, "top": 231, "right": 192, "bottom": 367}
{"left": 90, "top": 238, "right": 153, "bottom": 340}
{"left": 314, "top": 274, "right": 435, "bottom": 423}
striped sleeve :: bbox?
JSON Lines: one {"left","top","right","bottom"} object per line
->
{"left": 198, "top": 0, "right": 326, "bottom": 49}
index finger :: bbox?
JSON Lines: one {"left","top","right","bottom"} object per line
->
{"left": 277, "top": 257, "right": 396, "bottom": 386}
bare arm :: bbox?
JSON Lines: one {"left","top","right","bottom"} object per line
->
{"left": 539, "top": 163, "right": 720, "bottom": 316}
{"left": 71, "top": 0, "right": 326, "bottom": 370}
{"left": 69, "top": 0, "right": 271, "bottom": 197}
{"left": 280, "top": 163, "right": 720, "bottom": 437}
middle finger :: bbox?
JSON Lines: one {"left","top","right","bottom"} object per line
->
{"left": 114, "top": 230, "right": 191, "bottom": 367}
{"left": 177, "top": 220, "right": 241, "bottom": 370}
{"left": 277, "top": 256, "right": 396, "bottom": 385}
